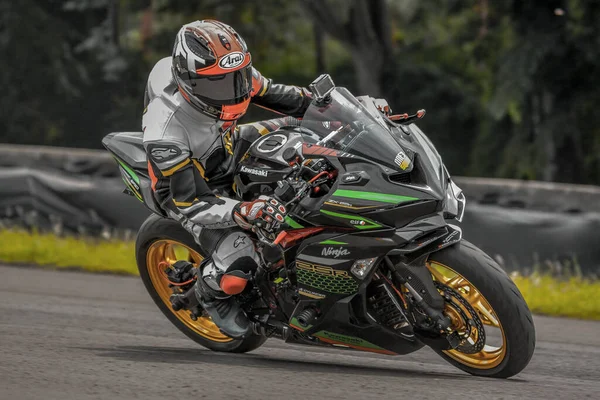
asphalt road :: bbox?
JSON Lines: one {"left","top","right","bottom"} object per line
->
{"left": 1, "top": 265, "right": 599, "bottom": 400}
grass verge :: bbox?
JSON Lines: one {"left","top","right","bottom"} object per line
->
{"left": 0, "top": 230, "right": 137, "bottom": 275}
{"left": 1, "top": 229, "right": 598, "bottom": 320}
{"left": 511, "top": 274, "right": 600, "bottom": 320}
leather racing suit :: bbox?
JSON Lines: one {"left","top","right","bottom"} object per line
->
{"left": 142, "top": 57, "right": 311, "bottom": 295}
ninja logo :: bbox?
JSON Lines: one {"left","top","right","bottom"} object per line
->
{"left": 150, "top": 146, "right": 181, "bottom": 161}
{"left": 321, "top": 247, "right": 351, "bottom": 259}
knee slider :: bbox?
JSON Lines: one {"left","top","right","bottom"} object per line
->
{"left": 219, "top": 271, "right": 249, "bottom": 295}
{"left": 218, "top": 256, "right": 257, "bottom": 295}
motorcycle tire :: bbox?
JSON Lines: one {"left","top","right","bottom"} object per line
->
{"left": 426, "top": 240, "right": 536, "bottom": 378}
{"left": 135, "top": 214, "right": 267, "bottom": 353}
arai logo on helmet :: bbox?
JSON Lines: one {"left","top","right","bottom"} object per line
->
{"left": 219, "top": 52, "right": 245, "bottom": 69}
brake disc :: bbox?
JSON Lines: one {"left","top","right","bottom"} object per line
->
{"left": 434, "top": 281, "right": 486, "bottom": 354}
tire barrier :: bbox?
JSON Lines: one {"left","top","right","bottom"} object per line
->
{"left": 0, "top": 144, "right": 117, "bottom": 178}
{"left": 454, "top": 176, "right": 600, "bottom": 214}
{"left": 462, "top": 204, "right": 600, "bottom": 276}
{"left": 0, "top": 167, "right": 147, "bottom": 240}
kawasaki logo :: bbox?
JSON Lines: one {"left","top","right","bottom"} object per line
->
{"left": 219, "top": 52, "right": 245, "bottom": 69}
{"left": 241, "top": 165, "right": 268, "bottom": 177}
{"left": 321, "top": 247, "right": 351, "bottom": 258}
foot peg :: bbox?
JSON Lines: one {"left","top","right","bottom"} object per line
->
{"left": 169, "top": 294, "right": 188, "bottom": 311}
{"left": 169, "top": 285, "right": 200, "bottom": 312}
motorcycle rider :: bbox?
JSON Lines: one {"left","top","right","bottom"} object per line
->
{"left": 142, "top": 20, "right": 312, "bottom": 339}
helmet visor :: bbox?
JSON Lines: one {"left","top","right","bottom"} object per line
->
{"left": 188, "top": 66, "right": 253, "bottom": 106}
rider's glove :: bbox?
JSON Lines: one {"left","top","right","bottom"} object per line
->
{"left": 233, "top": 196, "right": 288, "bottom": 234}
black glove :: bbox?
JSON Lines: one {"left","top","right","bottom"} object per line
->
{"left": 233, "top": 196, "right": 288, "bottom": 233}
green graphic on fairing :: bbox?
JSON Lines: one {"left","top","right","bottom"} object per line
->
{"left": 320, "top": 240, "right": 347, "bottom": 245}
{"left": 296, "top": 261, "right": 358, "bottom": 295}
{"left": 320, "top": 209, "right": 381, "bottom": 230}
{"left": 285, "top": 216, "right": 304, "bottom": 229}
{"left": 114, "top": 157, "right": 143, "bottom": 202}
{"left": 332, "top": 189, "right": 418, "bottom": 204}
{"left": 115, "top": 158, "right": 140, "bottom": 184}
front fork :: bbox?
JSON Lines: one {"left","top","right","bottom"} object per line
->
{"left": 384, "top": 256, "right": 450, "bottom": 327}
{"left": 383, "top": 223, "right": 464, "bottom": 350}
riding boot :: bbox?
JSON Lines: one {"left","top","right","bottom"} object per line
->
{"left": 194, "top": 274, "right": 251, "bottom": 339}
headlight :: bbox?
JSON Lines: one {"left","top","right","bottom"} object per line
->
{"left": 444, "top": 179, "right": 466, "bottom": 222}
{"left": 455, "top": 190, "right": 466, "bottom": 222}
{"left": 350, "top": 258, "right": 377, "bottom": 279}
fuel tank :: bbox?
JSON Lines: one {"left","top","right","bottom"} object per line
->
{"left": 234, "top": 128, "right": 313, "bottom": 199}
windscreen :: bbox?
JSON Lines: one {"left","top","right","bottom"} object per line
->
{"left": 300, "top": 88, "right": 408, "bottom": 171}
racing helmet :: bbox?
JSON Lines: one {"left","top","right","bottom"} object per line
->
{"left": 172, "top": 20, "right": 253, "bottom": 121}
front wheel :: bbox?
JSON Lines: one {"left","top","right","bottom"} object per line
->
{"left": 135, "top": 214, "right": 267, "bottom": 353}
{"left": 426, "top": 240, "right": 535, "bottom": 378}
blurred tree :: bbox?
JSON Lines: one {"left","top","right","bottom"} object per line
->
{"left": 303, "top": 0, "right": 394, "bottom": 96}
{"left": 482, "top": 0, "right": 600, "bottom": 183}
{"left": 1, "top": 0, "right": 599, "bottom": 184}
{"left": 0, "top": 0, "right": 93, "bottom": 144}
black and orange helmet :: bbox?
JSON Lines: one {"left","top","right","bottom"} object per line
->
{"left": 172, "top": 20, "right": 253, "bottom": 121}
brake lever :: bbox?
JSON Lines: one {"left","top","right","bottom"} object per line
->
{"left": 390, "top": 109, "right": 426, "bottom": 124}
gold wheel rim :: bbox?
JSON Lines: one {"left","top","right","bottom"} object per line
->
{"left": 427, "top": 261, "right": 507, "bottom": 369}
{"left": 146, "top": 239, "right": 233, "bottom": 343}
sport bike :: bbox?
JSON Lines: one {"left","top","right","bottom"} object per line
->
{"left": 103, "top": 75, "right": 535, "bottom": 378}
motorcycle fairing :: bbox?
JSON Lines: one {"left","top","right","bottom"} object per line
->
{"left": 102, "top": 132, "right": 166, "bottom": 217}
{"left": 283, "top": 230, "right": 424, "bottom": 355}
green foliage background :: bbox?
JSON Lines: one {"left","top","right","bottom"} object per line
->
{"left": 1, "top": 0, "right": 599, "bottom": 184}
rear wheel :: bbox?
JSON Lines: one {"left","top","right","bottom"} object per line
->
{"left": 135, "top": 214, "right": 266, "bottom": 353}
{"left": 426, "top": 240, "right": 535, "bottom": 378}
